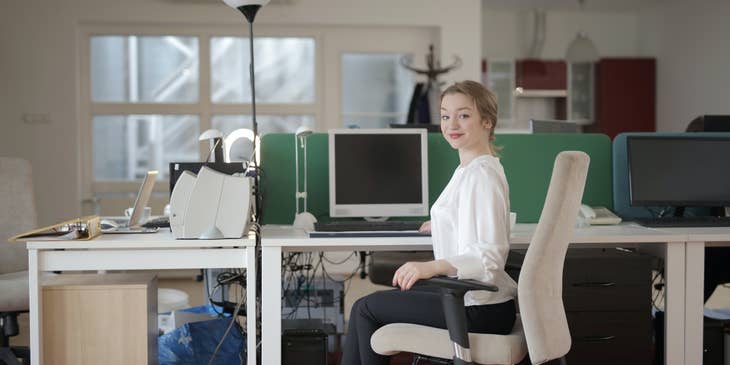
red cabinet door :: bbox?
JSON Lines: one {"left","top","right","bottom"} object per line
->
{"left": 515, "top": 59, "right": 567, "bottom": 90}
{"left": 592, "top": 58, "right": 656, "bottom": 139}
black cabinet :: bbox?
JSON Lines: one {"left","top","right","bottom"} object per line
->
{"left": 564, "top": 248, "right": 654, "bottom": 365}
{"left": 509, "top": 248, "right": 655, "bottom": 365}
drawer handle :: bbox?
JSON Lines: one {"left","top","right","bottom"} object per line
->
{"left": 572, "top": 282, "right": 616, "bottom": 287}
{"left": 577, "top": 335, "right": 616, "bottom": 342}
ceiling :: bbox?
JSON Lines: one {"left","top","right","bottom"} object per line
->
{"left": 482, "top": 0, "right": 665, "bottom": 13}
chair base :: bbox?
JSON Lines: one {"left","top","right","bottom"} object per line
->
{"left": 0, "top": 346, "right": 29, "bottom": 365}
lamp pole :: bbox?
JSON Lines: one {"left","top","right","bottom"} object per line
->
{"left": 223, "top": 0, "right": 270, "bottom": 224}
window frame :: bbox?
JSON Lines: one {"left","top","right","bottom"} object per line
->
{"left": 79, "top": 23, "right": 324, "bottom": 200}
{"left": 78, "top": 23, "right": 435, "bottom": 214}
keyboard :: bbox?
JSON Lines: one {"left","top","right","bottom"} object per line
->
{"left": 142, "top": 216, "right": 171, "bottom": 228}
{"left": 634, "top": 216, "right": 730, "bottom": 228}
{"left": 314, "top": 220, "right": 423, "bottom": 232}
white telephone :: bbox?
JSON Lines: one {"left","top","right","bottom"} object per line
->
{"left": 579, "top": 204, "right": 622, "bottom": 225}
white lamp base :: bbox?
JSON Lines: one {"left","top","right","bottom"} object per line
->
{"left": 293, "top": 212, "right": 317, "bottom": 232}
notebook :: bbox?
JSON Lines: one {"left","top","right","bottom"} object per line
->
{"left": 102, "top": 170, "right": 159, "bottom": 234}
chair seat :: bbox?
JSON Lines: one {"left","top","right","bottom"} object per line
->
{"left": 371, "top": 317, "right": 527, "bottom": 365}
{"left": 0, "top": 271, "right": 29, "bottom": 312}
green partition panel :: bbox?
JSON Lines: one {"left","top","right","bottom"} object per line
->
{"left": 260, "top": 133, "right": 612, "bottom": 224}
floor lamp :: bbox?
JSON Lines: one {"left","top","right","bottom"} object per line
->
{"left": 223, "top": 0, "right": 269, "bottom": 220}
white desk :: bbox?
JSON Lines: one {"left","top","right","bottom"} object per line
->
{"left": 261, "top": 223, "right": 694, "bottom": 365}
{"left": 650, "top": 227, "right": 730, "bottom": 365}
{"left": 25, "top": 231, "right": 256, "bottom": 365}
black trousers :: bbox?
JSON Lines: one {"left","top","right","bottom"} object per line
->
{"left": 341, "top": 287, "right": 516, "bottom": 365}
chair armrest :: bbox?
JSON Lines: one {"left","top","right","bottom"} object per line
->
{"left": 416, "top": 276, "right": 498, "bottom": 294}
{"left": 413, "top": 276, "right": 498, "bottom": 361}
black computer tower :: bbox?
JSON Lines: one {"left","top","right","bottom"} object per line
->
{"left": 282, "top": 328, "right": 328, "bottom": 365}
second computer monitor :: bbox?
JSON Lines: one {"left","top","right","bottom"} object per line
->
{"left": 328, "top": 129, "right": 429, "bottom": 218}
{"left": 627, "top": 135, "right": 730, "bottom": 207}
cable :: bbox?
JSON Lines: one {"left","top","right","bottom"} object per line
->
{"left": 206, "top": 285, "right": 246, "bottom": 365}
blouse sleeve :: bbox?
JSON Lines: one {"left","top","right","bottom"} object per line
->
{"left": 443, "top": 165, "right": 510, "bottom": 282}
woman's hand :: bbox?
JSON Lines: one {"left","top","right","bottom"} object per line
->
{"left": 392, "top": 261, "right": 438, "bottom": 291}
{"left": 419, "top": 220, "right": 432, "bottom": 233}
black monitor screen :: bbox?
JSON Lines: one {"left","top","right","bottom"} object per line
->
{"left": 334, "top": 134, "right": 423, "bottom": 205}
{"left": 627, "top": 136, "right": 730, "bottom": 206}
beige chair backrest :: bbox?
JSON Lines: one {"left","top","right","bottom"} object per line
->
{"left": 0, "top": 157, "right": 38, "bottom": 274}
{"left": 517, "top": 151, "right": 589, "bottom": 364}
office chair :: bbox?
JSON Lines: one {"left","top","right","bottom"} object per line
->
{"left": 371, "top": 151, "right": 590, "bottom": 365}
{"left": 0, "top": 158, "right": 37, "bottom": 365}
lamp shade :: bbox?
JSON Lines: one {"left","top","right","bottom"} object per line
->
{"left": 295, "top": 125, "right": 313, "bottom": 137}
{"left": 223, "top": 0, "right": 270, "bottom": 8}
{"left": 565, "top": 33, "right": 599, "bottom": 63}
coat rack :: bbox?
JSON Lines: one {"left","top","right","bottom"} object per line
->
{"left": 401, "top": 44, "right": 461, "bottom": 125}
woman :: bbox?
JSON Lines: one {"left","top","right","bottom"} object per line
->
{"left": 342, "top": 80, "right": 517, "bottom": 365}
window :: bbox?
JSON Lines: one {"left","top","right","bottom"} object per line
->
{"left": 341, "top": 53, "right": 414, "bottom": 128}
{"left": 80, "top": 25, "right": 433, "bottom": 214}
{"left": 85, "top": 31, "right": 316, "bottom": 186}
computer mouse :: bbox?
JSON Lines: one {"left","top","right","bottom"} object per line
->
{"left": 100, "top": 219, "right": 119, "bottom": 230}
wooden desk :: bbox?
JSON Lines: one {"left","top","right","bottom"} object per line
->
{"left": 25, "top": 231, "right": 256, "bottom": 365}
{"left": 261, "top": 223, "right": 692, "bottom": 365}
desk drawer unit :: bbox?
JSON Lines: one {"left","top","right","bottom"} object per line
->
{"left": 563, "top": 249, "right": 653, "bottom": 365}
{"left": 42, "top": 273, "right": 158, "bottom": 365}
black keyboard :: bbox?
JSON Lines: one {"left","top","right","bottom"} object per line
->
{"left": 142, "top": 216, "right": 171, "bottom": 228}
{"left": 635, "top": 216, "right": 730, "bottom": 228}
{"left": 314, "top": 220, "right": 423, "bottom": 232}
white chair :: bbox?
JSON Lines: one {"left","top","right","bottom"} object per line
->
{"left": 0, "top": 158, "right": 38, "bottom": 365}
{"left": 371, "top": 151, "right": 590, "bottom": 365}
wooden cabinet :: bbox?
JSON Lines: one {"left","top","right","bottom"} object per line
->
{"left": 486, "top": 57, "right": 655, "bottom": 135}
{"left": 515, "top": 59, "right": 567, "bottom": 90}
{"left": 42, "top": 273, "right": 158, "bottom": 365}
{"left": 586, "top": 58, "right": 656, "bottom": 139}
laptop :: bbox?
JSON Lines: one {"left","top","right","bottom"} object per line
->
{"left": 102, "top": 170, "right": 159, "bottom": 234}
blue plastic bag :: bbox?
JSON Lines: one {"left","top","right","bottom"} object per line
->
{"left": 158, "top": 317, "right": 246, "bottom": 365}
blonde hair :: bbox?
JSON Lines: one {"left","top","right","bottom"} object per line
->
{"left": 441, "top": 80, "right": 500, "bottom": 153}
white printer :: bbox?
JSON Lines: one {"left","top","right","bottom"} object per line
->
{"left": 169, "top": 166, "right": 253, "bottom": 239}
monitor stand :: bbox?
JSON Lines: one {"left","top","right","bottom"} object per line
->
{"left": 363, "top": 217, "right": 389, "bottom": 222}
{"left": 673, "top": 206, "right": 685, "bottom": 218}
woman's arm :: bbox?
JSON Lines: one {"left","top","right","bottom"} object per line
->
{"left": 392, "top": 259, "right": 456, "bottom": 290}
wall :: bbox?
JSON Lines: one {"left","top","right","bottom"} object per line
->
{"left": 647, "top": 1, "right": 730, "bottom": 132}
{"left": 482, "top": 1, "right": 730, "bottom": 134}
{"left": 0, "top": 0, "right": 481, "bottom": 225}
{"left": 481, "top": 8, "right": 646, "bottom": 60}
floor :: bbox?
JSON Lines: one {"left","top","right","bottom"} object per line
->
{"left": 10, "top": 271, "right": 206, "bottom": 349}
{"left": 9, "top": 270, "right": 412, "bottom": 364}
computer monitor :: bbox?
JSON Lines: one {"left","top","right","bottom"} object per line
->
{"left": 529, "top": 119, "right": 581, "bottom": 133}
{"left": 627, "top": 136, "right": 730, "bottom": 207}
{"left": 328, "top": 129, "right": 429, "bottom": 218}
{"left": 702, "top": 115, "right": 730, "bottom": 132}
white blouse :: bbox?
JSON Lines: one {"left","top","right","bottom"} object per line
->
{"left": 430, "top": 154, "right": 517, "bottom": 306}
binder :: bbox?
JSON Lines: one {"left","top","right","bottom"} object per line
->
{"left": 9, "top": 215, "right": 102, "bottom": 241}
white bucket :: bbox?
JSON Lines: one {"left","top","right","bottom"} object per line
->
{"left": 158, "top": 288, "right": 190, "bottom": 313}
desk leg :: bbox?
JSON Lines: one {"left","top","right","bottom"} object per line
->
{"left": 262, "top": 246, "right": 282, "bottom": 365}
{"left": 28, "top": 249, "right": 42, "bottom": 365}
{"left": 684, "top": 242, "right": 705, "bottom": 365}
{"left": 664, "top": 242, "right": 686, "bottom": 365}
{"left": 247, "top": 249, "right": 257, "bottom": 365}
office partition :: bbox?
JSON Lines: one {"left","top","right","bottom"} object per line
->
{"left": 260, "top": 133, "right": 612, "bottom": 224}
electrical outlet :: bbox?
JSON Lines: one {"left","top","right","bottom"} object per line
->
{"left": 22, "top": 113, "right": 51, "bottom": 124}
